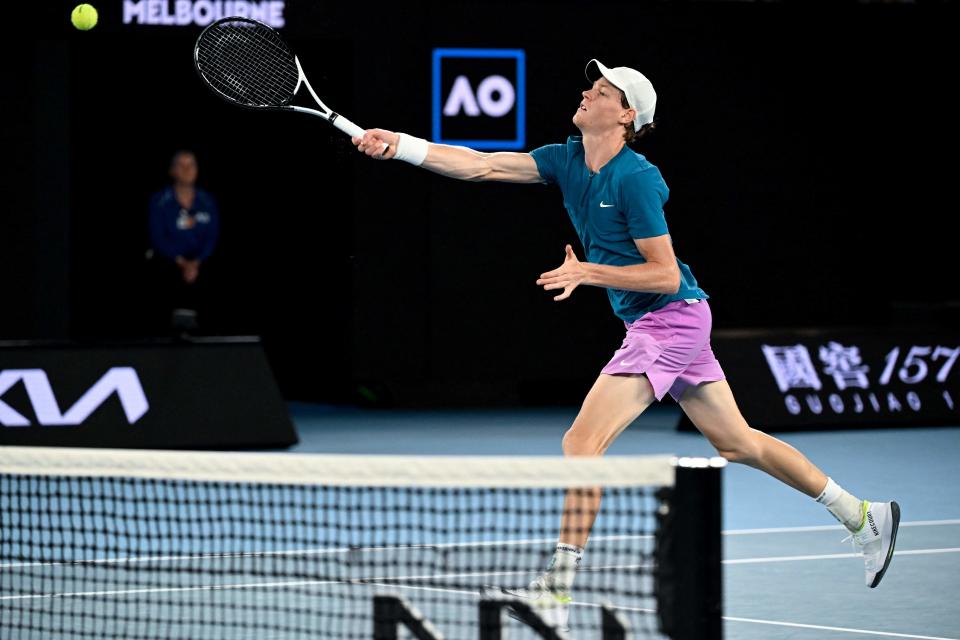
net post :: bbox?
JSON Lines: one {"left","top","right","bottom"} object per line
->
{"left": 373, "top": 595, "right": 442, "bottom": 640}
{"left": 655, "top": 458, "right": 724, "bottom": 640}
{"left": 601, "top": 604, "right": 629, "bottom": 639}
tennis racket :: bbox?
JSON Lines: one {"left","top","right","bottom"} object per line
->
{"left": 194, "top": 17, "right": 372, "bottom": 144}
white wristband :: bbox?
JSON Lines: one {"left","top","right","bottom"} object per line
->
{"left": 393, "top": 133, "right": 429, "bottom": 166}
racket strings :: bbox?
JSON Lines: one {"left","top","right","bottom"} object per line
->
{"left": 214, "top": 25, "right": 295, "bottom": 103}
{"left": 204, "top": 28, "right": 293, "bottom": 105}
{"left": 217, "top": 35, "right": 292, "bottom": 104}
{"left": 196, "top": 20, "right": 300, "bottom": 107}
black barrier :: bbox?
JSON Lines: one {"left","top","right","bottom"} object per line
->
{"left": 678, "top": 328, "right": 960, "bottom": 432}
{"left": 0, "top": 337, "right": 297, "bottom": 449}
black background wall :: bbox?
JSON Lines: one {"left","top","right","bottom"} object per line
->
{"left": 6, "top": 1, "right": 958, "bottom": 406}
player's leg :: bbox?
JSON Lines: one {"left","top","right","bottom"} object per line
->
{"left": 679, "top": 379, "right": 900, "bottom": 587}
{"left": 678, "top": 379, "right": 826, "bottom": 496}
{"left": 539, "top": 304, "right": 705, "bottom": 605}
{"left": 485, "top": 372, "right": 656, "bottom": 628}
{"left": 559, "top": 372, "right": 658, "bottom": 548}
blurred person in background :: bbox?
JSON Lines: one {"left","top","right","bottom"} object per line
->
{"left": 146, "top": 149, "right": 220, "bottom": 336}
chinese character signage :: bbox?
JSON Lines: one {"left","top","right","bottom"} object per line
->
{"left": 679, "top": 329, "right": 959, "bottom": 431}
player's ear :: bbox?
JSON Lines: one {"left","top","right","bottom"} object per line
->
{"left": 621, "top": 108, "right": 637, "bottom": 126}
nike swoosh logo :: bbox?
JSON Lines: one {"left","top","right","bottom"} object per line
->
{"left": 600, "top": 202, "right": 615, "bottom": 208}
{"left": 619, "top": 360, "right": 635, "bottom": 366}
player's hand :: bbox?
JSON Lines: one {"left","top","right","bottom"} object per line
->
{"left": 352, "top": 129, "right": 399, "bottom": 160}
{"left": 537, "top": 244, "right": 588, "bottom": 301}
{"left": 179, "top": 259, "right": 200, "bottom": 284}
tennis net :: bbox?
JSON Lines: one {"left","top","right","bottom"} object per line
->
{"left": 0, "top": 446, "right": 723, "bottom": 639}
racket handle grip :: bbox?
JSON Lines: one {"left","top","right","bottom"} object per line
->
{"left": 330, "top": 114, "right": 365, "bottom": 139}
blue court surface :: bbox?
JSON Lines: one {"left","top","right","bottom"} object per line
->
{"left": 288, "top": 402, "right": 960, "bottom": 640}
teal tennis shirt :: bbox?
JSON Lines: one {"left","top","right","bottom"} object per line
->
{"left": 530, "top": 136, "right": 707, "bottom": 323}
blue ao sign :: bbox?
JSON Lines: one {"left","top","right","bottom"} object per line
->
{"left": 432, "top": 49, "right": 526, "bottom": 150}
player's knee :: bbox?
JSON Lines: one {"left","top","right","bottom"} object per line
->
{"left": 716, "top": 447, "right": 755, "bottom": 465}
{"left": 713, "top": 433, "right": 761, "bottom": 465}
{"left": 561, "top": 428, "right": 583, "bottom": 455}
{"left": 562, "top": 427, "right": 602, "bottom": 456}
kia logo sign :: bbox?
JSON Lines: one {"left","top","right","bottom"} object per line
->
{"left": 0, "top": 341, "right": 295, "bottom": 448}
{"left": 0, "top": 368, "right": 149, "bottom": 427}
{"left": 432, "top": 48, "right": 526, "bottom": 150}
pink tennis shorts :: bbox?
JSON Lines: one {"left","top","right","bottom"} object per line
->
{"left": 601, "top": 299, "right": 726, "bottom": 402}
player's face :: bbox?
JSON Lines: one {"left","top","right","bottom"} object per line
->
{"left": 573, "top": 79, "right": 629, "bottom": 134}
{"left": 170, "top": 154, "right": 198, "bottom": 185}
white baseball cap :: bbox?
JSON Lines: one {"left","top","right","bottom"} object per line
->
{"left": 585, "top": 59, "right": 656, "bottom": 131}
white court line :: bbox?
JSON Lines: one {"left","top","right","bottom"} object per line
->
{"left": 8, "top": 585, "right": 953, "bottom": 640}
{"left": 725, "top": 519, "right": 960, "bottom": 535}
{"left": 12, "top": 522, "right": 952, "bottom": 567}
{"left": 4, "top": 519, "right": 956, "bottom": 570}
{"left": 725, "top": 547, "right": 960, "bottom": 565}
{"left": 0, "top": 534, "right": 654, "bottom": 570}
{"left": 723, "top": 615, "right": 959, "bottom": 640}
{"left": 0, "top": 574, "right": 498, "bottom": 602}
{"left": 0, "top": 563, "right": 653, "bottom": 602}
{"left": 4, "top": 548, "right": 957, "bottom": 601}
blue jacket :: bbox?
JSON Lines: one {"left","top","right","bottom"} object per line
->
{"left": 148, "top": 186, "right": 220, "bottom": 261}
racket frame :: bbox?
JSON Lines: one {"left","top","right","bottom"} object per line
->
{"left": 194, "top": 17, "right": 365, "bottom": 139}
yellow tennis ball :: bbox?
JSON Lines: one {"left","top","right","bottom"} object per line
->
{"left": 71, "top": 4, "right": 98, "bottom": 31}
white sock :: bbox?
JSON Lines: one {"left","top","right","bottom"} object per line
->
{"left": 816, "top": 477, "right": 865, "bottom": 533}
{"left": 546, "top": 543, "right": 583, "bottom": 592}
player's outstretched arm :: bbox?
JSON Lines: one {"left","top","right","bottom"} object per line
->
{"left": 353, "top": 129, "right": 543, "bottom": 184}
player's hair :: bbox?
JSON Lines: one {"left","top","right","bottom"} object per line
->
{"left": 621, "top": 92, "right": 655, "bottom": 143}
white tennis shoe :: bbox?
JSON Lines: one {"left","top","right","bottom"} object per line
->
{"left": 844, "top": 500, "right": 900, "bottom": 588}
{"left": 482, "top": 574, "right": 571, "bottom": 634}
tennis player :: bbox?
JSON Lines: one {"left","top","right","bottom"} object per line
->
{"left": 354, "top": 59, "right": 899, "bottom": 630}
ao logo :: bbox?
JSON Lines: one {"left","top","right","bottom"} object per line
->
{"left": 432, "top": 48, "right": 526, "bottom": 150}
{"left": 443, "top": 75, "right": 516, "bottom": 118}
